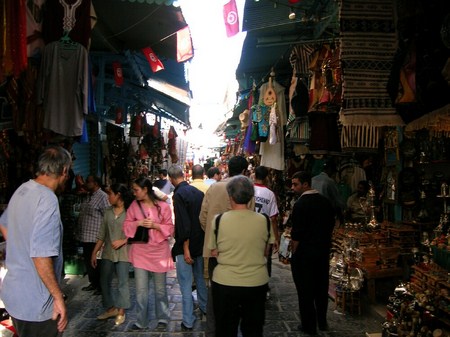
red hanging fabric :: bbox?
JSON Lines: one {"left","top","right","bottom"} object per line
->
{"left": 223, "top": 0, "right": 239, "bottom": 37}
{"left": 141, "top": 47, "right": 164, "bottom": 73}
{"left": 112, "top": 61, "right": 124, "bottom": 87}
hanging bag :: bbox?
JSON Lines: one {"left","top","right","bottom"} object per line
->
{"left": 128, "top": 200, "right": 150, "bottom": 244}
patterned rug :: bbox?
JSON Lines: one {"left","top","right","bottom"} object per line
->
{"left": 339, "top": 0, "right": 404, "bottom": 149}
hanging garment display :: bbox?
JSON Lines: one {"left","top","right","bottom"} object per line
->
{"left": 242, "top": 89, "right": 256, "bottom": 155}
{"left": 308, "top": 111, "right": 341, "bottom": 154}
{"left": 339, "top": 0, "right": 404, "bottom": 151}
{"left": 168, "top": 126, "right": 178, "bottom": 163}
{"left": 37, "top": 40, "right": 88, "bottom": 137}
{"left": 269, "top": 103, "right": 278, "bottom": 145}
{"left": 42, "top": 0, "right": 93, "bottom": 49}
{"left": 258, "top": 76, "right": 286, "bottom": 171}
{"left": 252, "top": 105, "right": 269, "bottom": 142}
{"left": 1, "top": 0, "right": 28, "bottom": 79}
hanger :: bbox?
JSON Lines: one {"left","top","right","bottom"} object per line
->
{"left": 59, "top": 30, "right": 78, "bottom": 50}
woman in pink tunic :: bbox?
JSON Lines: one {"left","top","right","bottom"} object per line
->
{"left": 123, "top": 176, "right": 174, "bottom": 332}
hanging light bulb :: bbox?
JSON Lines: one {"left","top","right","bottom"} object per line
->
{"left": 289, "top": 7, "right": 296, "bottom": 20}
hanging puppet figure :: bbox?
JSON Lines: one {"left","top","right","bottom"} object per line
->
{"left": 269, "top": 102, "right": 278, "bottom": 145}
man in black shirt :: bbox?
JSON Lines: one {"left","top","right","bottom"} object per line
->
{"left": 290, "top": 171, "right": 336, "bottom": 335}
{"left": 168, "top": 165, "right": 207, "bottom": 331}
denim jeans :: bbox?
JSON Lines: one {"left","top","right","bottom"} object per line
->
{"left": 134, "top": 267, "right": 170, "bottom": 328}
{"left": 175, "top": 255, "right": 208, "bottom": 328}
{"left": 100, "top": 259, "right": 131, "bottom": 310}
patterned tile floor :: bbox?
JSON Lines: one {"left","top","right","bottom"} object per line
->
{"left": 61, "top": 257, "right": 385, "bottom": 337}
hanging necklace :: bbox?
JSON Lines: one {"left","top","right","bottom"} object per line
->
{"left": 113, "top": 206, "right": 124, "bottom": 219}
{"left": 58, "top": 0, "right": 82, "bottom": 32}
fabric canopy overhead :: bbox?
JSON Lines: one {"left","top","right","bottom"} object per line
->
{"left": 91, "top": 0, "right": 187, "bottom": 59}
{"left": 90, "top": 0, "right": 191, "bottom": 127}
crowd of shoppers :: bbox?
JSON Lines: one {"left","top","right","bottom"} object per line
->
{"left": 0, "top": 146, "right": 358, "bottom": 337}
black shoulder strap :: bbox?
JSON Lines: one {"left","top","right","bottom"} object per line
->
{"left": 262, "top": 213, "right": 270, "bottom": 243}
{"left": 214, "top": 213, "right": 224, "bottom": 245}
{"left": 136, "top": 200, "right": 146, "bottom": 218}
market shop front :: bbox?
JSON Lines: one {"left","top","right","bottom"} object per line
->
{"left": 217, "top": 1, "right": 450, "bottom": 335}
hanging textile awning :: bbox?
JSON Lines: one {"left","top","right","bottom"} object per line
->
{"left": 91, "top": 0, "right": 187, "bottom": 58}
{"left": 120, "top": 0, "right": 176, "bottom": 5}
{"left": 405, "top": 104, "right": 450, "bottom": 132}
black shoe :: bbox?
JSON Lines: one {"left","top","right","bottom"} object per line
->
{"left": 318, "top": 323, "right": 329, "bottom": 331}
{"left": 81, "top": 284, "right": 96, "bottom": 291}
{"left": 155, "top": 322, "right": 167, "bottom": 331}
{"left": 195, "top": 307, "right": 206, "bottom": 319}
{"left": 298, "top": 324, "right": 318, "bottom": 335}
{"left": 181, "top": 322, "right": 193, "bottom": 331}
{"left": 128, "top": 323, "right": 145, "bottom": 332}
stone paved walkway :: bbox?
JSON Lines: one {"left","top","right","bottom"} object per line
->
{"left": 61, "top": 257, "right": 385, "bottom": 336}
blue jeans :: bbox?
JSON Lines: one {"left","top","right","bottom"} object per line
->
{"left": 134, "top": 267, "right": 170, "bottom": 328}
{"left": 175, "top": 255, "right": 208, "bottom": 328}
{"left": 100, "top": 259, "right": 131, "bottom": 310}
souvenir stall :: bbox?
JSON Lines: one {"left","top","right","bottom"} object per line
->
{"left": 227, "top": 1, "right": 450, "bottom": 334}
{"left": 0, "top": 0, "right": 192, "bottom": 278}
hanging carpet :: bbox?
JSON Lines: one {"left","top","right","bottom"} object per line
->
{"left": 339, "top": 0, "right": 404, "bottom": 150}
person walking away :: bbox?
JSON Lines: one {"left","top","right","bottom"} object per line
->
{"left": 0, "top": 145, "right": 71, "bottom": 337}
{"left": 190, "top": 164, "right": 209, "bottom": 193}
{"left": 208, "top": 175, "right": 274, "bottom": 337}
{"left": 199, "top": 155, "right": 254, "bottom": 337}
{"left": 253, "top": 165, "right": 279, "bottom": 299}
{"left": 77, "top": 175, "right": 110, "bottom": 293}
{"left": 168, "top": 164, "right": 208, "bottom": 331}
{"left": 290, "top": 171, "right": 336, "bottom": 335}
{"left": 205, "top": 167, "right": 221, "bottom": 186}
{"left": 91, "top": 183, "right": 134, "bottom": 326}
{"left": 123, "top": 177, "right": 174, "bottom": 332}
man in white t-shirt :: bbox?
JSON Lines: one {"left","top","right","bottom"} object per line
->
{"left": 253, "top": 166, "right": 280, "bottom": 299}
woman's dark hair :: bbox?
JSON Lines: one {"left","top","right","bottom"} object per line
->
{"left": 133, "top": 176, "right": 162, "bottom": 220}
{"left": 110, "top": 183, "right": 134, "bottom": 209}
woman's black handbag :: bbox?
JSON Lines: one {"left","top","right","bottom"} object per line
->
{"left": 128, "top": 201, "right": 149, "bottom": 244}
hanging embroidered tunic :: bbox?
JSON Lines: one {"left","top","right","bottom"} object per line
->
{"left": 37, "top": 41, "right": 88, "bottom": 137}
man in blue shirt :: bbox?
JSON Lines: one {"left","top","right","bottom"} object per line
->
{"left": 0, "top": 145, "right": 72, "bottom": 337}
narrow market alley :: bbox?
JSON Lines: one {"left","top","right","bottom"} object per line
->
{"left": 61, "top": 256, "right": 385, "bottom": 337}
